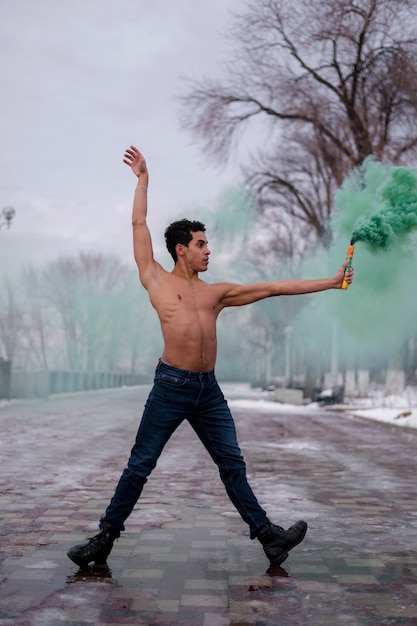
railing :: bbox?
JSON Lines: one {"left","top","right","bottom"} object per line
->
{"left": 0, "top": 364, "right": 151, "bottom": 400}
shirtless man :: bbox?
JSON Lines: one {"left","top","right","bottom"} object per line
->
{"left": 67, "top": 146, "right": 354, "bottom": 569}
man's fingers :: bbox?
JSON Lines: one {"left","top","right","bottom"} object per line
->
{"left": 124, "top": 146, "right": 144, "bottom": 162}
{"left": 128, "top": 145, "right": 142, "bottom": 158}
{"left": 123, "top": 145, "right": 145, "bottom": 169}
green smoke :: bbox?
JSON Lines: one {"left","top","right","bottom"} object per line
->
{"left": 347, "top": 160, "right": 417, "bottom": 247}
{"left": 291, "top": 158, "right": 417, "bottom": 374}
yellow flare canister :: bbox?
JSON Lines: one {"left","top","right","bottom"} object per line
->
{"left": 341, "top": 244, "right": 354, "bottom": 290}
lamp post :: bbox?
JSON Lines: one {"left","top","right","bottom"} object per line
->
{"left": 284, "top": 325, "right": 292, "bottom": 387}
{"left": 0, "top": 206, "right": 16, "bottom": 230}
{"left": 330, "top": 318, "right": 339, "bottom": 387}
{"left": 0, "top": 205, "right": 16, "bottom": 400}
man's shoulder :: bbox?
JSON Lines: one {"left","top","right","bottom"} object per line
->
{"left": 198, "top": 278, "right": 226, "bottom": 290}
{"left": 199, "top": 280, "right": 240, "bottom": 302}
{"left": 207, "top": 280, "right": 238, "bottom": 290}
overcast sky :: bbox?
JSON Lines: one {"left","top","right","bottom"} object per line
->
{"left": 0, "top": 0, "right": 245, "bottom": 274}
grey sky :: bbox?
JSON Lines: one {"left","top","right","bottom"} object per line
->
{"left": 0, "top": 0, "right": 244, "bottom": 273}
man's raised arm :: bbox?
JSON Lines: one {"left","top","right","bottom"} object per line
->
{"left": 123, "top": 146, "right": 157, "bottom": 287}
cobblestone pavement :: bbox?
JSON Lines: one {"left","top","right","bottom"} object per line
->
{"left": 1, "top": 384, "right": 417, "bottom": 626}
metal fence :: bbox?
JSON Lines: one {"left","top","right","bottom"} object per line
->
{"left": 0, "top": 363, "right": 151, "bottom": 399}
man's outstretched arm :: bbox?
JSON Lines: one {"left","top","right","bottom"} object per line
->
{"left": 219, "top": 262, "right": 354, "bottom": 307}
{"left": 123, "top": 146, "right": 159, "bottom": 287}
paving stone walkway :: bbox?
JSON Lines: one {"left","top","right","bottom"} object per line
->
{"left": 1, "top": 384, "right": 417, "bottom": 625}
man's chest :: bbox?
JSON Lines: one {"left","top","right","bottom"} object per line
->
{"left": 151, "top": 281, "right": 220, "bottom": 318}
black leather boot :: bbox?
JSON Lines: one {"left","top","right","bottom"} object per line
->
{"left": 258, "top": 520, "right": 307, "bottom": 565}
{"left": 67, "top": 522, "right": 120, "bottom": 568}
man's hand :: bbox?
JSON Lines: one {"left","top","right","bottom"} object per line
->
{"left": 336, "top": 261, "right": 354, "bottom": 288}
{"left": 123, "top": 145, "right": 147, "bottom": 178}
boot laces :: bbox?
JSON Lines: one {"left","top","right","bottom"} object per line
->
{"left": 82, "top": 530, "right": 113, "bottom": 556}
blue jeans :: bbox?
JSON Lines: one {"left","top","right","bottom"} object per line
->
{"left": 101, "top": 359, "right": 269, "bottom": 539}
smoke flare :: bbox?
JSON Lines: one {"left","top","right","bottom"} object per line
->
{"left": 341, "top": 244, "right": 354, "bottom": 290}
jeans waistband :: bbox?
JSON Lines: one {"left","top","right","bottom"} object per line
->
{"left": 156, "top": 358, "right": 216, "bottom": 382}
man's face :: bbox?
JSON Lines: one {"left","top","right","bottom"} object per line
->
{"left": 178, "top": 231, "right": 211, "bottom": 271}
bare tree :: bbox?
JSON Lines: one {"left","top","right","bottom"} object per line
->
{"left": 42, "top": 252, "right": 130, "bottom": 372}
{"left": 0, "top": 278, "right": 22, "bottom": 362}
{"left": 20, "top": 265, "right": 51, "bottom": 369}
{"left": 180, "top": 0, "right": 417, "bottom": 243}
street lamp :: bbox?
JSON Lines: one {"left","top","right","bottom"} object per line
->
{"left": 0, "top": 206, "right": 16, "bottom": 230}
{"left": 284, "top": 325, "right": 292, "bottom": 387}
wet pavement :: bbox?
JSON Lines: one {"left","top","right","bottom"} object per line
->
{"left": 1, "top": 384, "right": 417, "bottom": 625}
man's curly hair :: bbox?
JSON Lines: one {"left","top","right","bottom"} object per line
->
{"left": 164, "top": 219, "right": 206, "bottom": 262}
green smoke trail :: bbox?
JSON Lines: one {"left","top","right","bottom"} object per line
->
{"left": 349, "top": 161, "right": 417, "bottom": 247}
{"left": 291, "top": 158, "right": 417, "bottom": 375}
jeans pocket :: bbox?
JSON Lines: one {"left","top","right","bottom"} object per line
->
{"left": 155, "top": 372, "right": 187, "bottom": 387}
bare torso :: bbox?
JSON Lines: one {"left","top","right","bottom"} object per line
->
{"left": 147, "top": 270, "right": 225, "bottom": 372}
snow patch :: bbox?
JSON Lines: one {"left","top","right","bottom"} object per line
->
{"left": 25, "top": 561, "right": 58, "bottom": 569}
{"left": 227, "top": 385, "right": 417, "bottom": 429}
